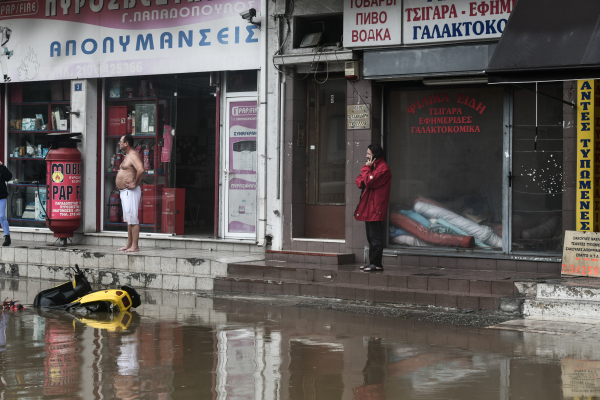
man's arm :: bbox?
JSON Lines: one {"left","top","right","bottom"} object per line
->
{"left": 131, "top": 152, "right": 144, "bottom": 187}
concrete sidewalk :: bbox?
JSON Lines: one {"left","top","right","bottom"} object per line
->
{"left": 0, "top": 240, "right": 265, "bottom": 291}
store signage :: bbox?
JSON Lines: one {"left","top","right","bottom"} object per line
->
{"left": 403, "top": 0, "right": 514, "bottom": 45}
{"left": 0, "top": 0, "right": 260, "bottom": 82}
{"left": 406, "top": 91, "right": 486, "bottom": 133}
{"left": 347, "top": 104, "right": 371, "bottom": 129}
{"left": 576, "top": 80, "right": 600, "bottom": 232}
{"left": 562, "top": 358, "right": 600, "bottom": 397}
{"left": 343, "top": 0, "right": 402, "bottom": 48}
{"left": 228, "top": 100, "right": 257, "bottom": 235}
{"left": 562, "top": 230, "right": 600, "bottom": 277}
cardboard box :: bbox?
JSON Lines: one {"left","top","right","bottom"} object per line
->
{"left": 35, "top": 188, "right": 47, "bottom": 220}
{"left": 161, "top": 188, "right": 185, "bottom": 235}
{"left": 22, "top": 118, "right": 35, "bottom": 130}
{"left": 108, "top": 106, "right": 127, "bottom": 136}
{"left": 142, "top": 184, "right": 163, "bottom": 224}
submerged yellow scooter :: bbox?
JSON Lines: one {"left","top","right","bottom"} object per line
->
{"left": 33, "top": 264, "right": 141, "bottom": 313}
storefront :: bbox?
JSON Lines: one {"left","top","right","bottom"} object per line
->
{"left": 311, "top": 0, "right": 571, "bottom": 266}
{"left": 0, "top": 0, "right": 264, "bottom": 240}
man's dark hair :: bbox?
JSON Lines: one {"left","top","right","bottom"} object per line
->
{"left": 122, "top": 134, "right": 134, "bottom": 148}
{"left": 368, "top": 144, "right": 385, "bottom": 160}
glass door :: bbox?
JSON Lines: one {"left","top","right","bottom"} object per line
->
{"left": 224, "top": 97, "right": 258, "bottom": 238}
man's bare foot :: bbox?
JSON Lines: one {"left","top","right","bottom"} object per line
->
{"left": 118, "top": 245, "right": 131, "bottom": 251}
{"left": 124, "top": 247, "right": 140, "bottom": 253}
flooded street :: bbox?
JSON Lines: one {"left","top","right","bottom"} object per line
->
{"left": 0, "top": 276, "right": 594, "bottom": 399}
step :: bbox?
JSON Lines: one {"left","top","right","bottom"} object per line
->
{"left": 7, "top": 231, "right": 265, "bottom": 254}
{"left": 266, "top": 250, "right": 354, "bottom": 265}
{"left": 0, "top": 240, "right": 265, "bottom": 293}
{"left": 226, "top": 262, "right": 518, "bottom": 296}
{"left": 537, "top": 282, "right": 600, "bottom": 301}
{"left": 214, "top": 276, "right": 507, "bottom": 310}
{"left": 524, "top": 298, "right": 600, "bottom": 319}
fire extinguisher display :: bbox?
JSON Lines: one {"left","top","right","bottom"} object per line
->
{"left": 104, "top": 95, "right": 171, "bottom": 234}
{"left": 45, "top": 133, "right": 82, "bottom": 244}
{"left": 109, "top": 190, "right": 121, "bottom": 223}
{"left": 135, "top": 141, "right": 144, "bottom": 157}
{"left": 143, "top": 144, "right": 151, "bottom": 172}
{"left": 114, "top": 151, "right": 122, "bottom": 170}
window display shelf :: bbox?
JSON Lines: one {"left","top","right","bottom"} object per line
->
{"left": 104, "top": 221, "right": 154, "bottom": 228}
{"left": 7, "top": 183, "right": 43, "bottom": 187}
{"left": 108, "top": 97, "right": 158, "bottom": 102}
{"left": 104, "top": 172, "right": 164, "bottom": 176}
{"left": 8, "top": 157, "right": 45, "bottom": 161}
{"left": 9, "top": 130, "right": 70, "bottom": 134}
{"left": 10, "top": 101, "right": 70, "bottom": 106}
{"left": 106, "top": 135, "right": 156, "bottom": 139}
{"left": 7, "top": 218, "right": 45, "bottom": 223}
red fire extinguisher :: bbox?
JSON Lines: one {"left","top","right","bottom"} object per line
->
{"left": 114, "top": 152, "right": 122, "bottom": 170}
{"left": 126, "top": 113, "right": 133, "bottom": 134}
{"left": 149, "top": 142, "right": 155, "bottom": 170}
{"left": 109, "top": 190, "right": 121, "bottom": 223}
{"left": 45, "top": 133, "right": 82, "bottom": 244}
{"left": 143, "top": 144, "right": 151, "bottom": 171}
{"left": 135, "top": 141, "right": 144, "bottom": 157}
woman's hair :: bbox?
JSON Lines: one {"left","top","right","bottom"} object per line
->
{"left": 368, "top": 144, "right": 385, "bottom": 160}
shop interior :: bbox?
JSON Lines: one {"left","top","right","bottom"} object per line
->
{"left": 104, "top": 73, "right": 217, "bottom": 237}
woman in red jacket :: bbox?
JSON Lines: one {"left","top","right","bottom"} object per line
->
{"left": 355, "top": 144, "right": 391, "bottom": 272}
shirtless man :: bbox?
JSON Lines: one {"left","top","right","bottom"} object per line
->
{"left": 116, "top": 134, "right": 144, "bottom": 252}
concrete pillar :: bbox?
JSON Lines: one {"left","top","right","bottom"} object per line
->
{"left": 70, "top": 79, "right": 98, "bottom": 233}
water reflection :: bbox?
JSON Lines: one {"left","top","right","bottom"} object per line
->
{"left": 0, "top": 277, "right": 596, "bottom": 398}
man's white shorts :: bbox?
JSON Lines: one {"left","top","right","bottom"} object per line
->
{"left": 120, "top": 186, "right": 141, "bottom": 225}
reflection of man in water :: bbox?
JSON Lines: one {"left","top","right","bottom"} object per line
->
{"left": 0, "top": 27, "right": 12, "bottom": 82}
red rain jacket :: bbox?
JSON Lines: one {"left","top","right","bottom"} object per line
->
{"left": 354, "top": 158, "right": 392, "bottom": 222}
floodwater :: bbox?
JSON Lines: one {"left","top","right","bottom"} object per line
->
{"left": 0, "top": 277, "right": 595, "bottom": 399}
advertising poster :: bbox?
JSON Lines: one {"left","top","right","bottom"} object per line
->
{"left": 0, "top": 0, "right": 260, "bottom": 83}
{"left": 47, "top": 161, "right": 81, "bottom": 219}
{"left": 403, "top": 0, "right": 514, "bottom": 45}
{"left": 228, "top": 100, "right": 257, "bottom": 234}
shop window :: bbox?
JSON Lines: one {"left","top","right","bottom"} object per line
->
{"left": 6, "top": 81, "right": 71, "bottom": 229}
{"left": 103, "top": 73, "right": 218, "bottom": 236}
{"left": 511, "top": 83, "right": 564, "bottom": 253}
{"left": 306, "top": 79, "right": 346, "bottom": 205}
{"left": 387, "top": 87, "right": 504, "bottom": 251}
{"left": 226, "top": 70, "right": 257, "bottom": 93}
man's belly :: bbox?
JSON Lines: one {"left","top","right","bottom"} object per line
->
{"left": 115, "top": 170, "right": 135, "bottom": 190}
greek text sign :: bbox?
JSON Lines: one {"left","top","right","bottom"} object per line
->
{"left": 343, "top": 0, "right": 402, "bottom": 48}
{"left": 0, "top": 0, "right": 260, "bottom": 82}
{"left": 48, "top": 161, "right": 82, "bottom": 219}
{"left": 404, "top": 0, "right": 514, "bottom": 44}
{"left": 562, "top": 231, "right": 600, "bottom": 278}
{"left": 576, "top": 80, "right": 600, "bottom": 232}
{"left": 347, "top": 104, "right": 371, "bottom": 129}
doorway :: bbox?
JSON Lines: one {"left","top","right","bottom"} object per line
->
{"left": 171, "top": 74, "right": 217, "bottom": 237}
{"left": 303, "top": 78, "right": 346, "bottom": 239}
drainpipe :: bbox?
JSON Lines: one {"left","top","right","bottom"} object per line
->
{"left": 257, "top": 0, "right": 268, "bottom": 246}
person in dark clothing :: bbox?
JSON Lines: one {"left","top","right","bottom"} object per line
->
{"left": 0, "top": 161, "right": 12, "bottom": 246}
{"left": 354, "top": 144, "right": 391, "bottom": 272}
